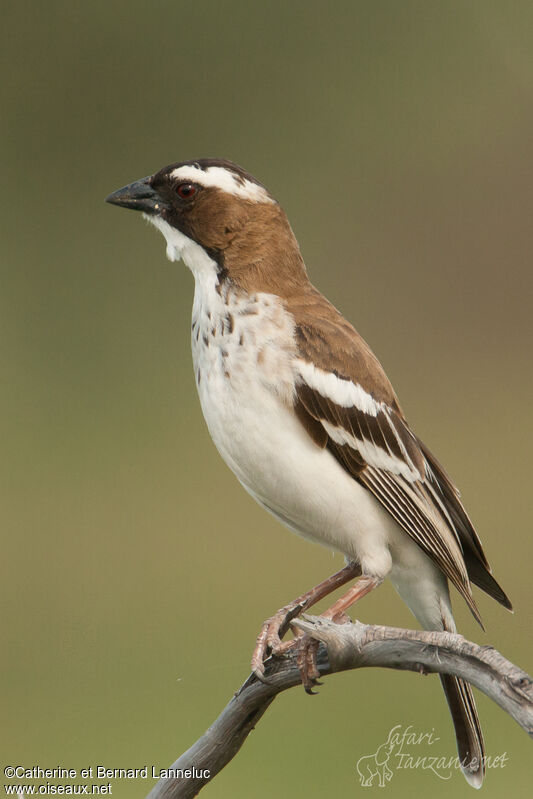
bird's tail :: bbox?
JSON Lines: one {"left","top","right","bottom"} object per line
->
{"left": 391, "top": 565, "right": 485, "bottom": 787}
{"left": 439, "top": 671, "right": 485, "bottom": 788}
{"left": 438, "top": 607, "right": 485, "bottom": 788}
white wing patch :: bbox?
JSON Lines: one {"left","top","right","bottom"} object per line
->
{"left": 297, "top": 360, "right": 380, "bottom": 414}
{"left": 296, "top": 361, "right": 422, "bottom": 482}
{"left": 321, "top": 419, "right": 419, "bottom": 481}
{"left": 169, "top": 165, "right": 275, "bottom": 204}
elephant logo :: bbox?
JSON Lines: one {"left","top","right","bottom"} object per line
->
{"left": 356, "top": 739, "right": 395, "bottom": 787}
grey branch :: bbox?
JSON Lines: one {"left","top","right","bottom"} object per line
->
{"left": 145, "top": 616, "right": 533, "bottom": 799}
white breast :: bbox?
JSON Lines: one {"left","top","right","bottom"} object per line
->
{"left": 189, "top": 272, "right": 399, "bottom": 578}
{"left": 191, "top": 274, "right": 296, "bottom": 475}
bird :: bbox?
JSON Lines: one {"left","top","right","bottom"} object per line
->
{"left": 106, "top": 158, "right": 512, "bottom": 788}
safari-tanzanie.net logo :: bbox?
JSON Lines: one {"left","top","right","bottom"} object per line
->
{"left": 355, "top": 724, "right": 508, "bottom": 787}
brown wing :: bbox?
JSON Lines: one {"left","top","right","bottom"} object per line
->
{"left": 289, "top": 290, "right": 511, "bottom": 619}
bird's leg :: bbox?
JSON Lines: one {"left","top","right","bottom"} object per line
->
{"left": 251, "top": 561, "right": 361, "bottom": 681}
{"left": 322, "top": 575, "right": 383, "bottom": 621}
{"left": 297, "top": 575, "right": 383, "bottom": 693}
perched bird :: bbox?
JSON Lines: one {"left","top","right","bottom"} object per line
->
{"left": 106, "top": 159, "right": 511, "bottom": 788}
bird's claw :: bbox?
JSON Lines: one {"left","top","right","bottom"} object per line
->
{"left": 251, "top": 601, "right": 309, "bottom": 678}
{"left": 297, "top": 635, "right": 323, "bottom": 693}
{"left": 251, "top": 603, "right": 326, "bottom": 693}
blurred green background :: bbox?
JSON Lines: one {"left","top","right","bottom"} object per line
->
{"left": 1, "top": 1, "right": 532, "bottom": 797}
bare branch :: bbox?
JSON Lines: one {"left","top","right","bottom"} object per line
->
{"left": 145, "top": 617, "right": 533, "bottom": 799}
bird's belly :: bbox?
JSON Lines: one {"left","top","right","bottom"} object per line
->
{"left": 195, "top": 348, "right": 397, "bottom": 579}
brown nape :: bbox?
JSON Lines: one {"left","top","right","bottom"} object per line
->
{"left": 225, "top": 203, "right": 310, "bottom": 296}
{"left": 179, "top": 187, "right": 309, "bottom": 295}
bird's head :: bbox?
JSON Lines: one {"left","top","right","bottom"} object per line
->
{"left": 106, "top": 159, "right": 306, "bottom": 291}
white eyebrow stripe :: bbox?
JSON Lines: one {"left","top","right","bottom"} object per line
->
{"left": 169, "top": 165, "right": 275, "bottom": 204}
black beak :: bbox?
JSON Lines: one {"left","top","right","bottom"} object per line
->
{"left": 105, "top": 176, "right": 161, "bottom": 215}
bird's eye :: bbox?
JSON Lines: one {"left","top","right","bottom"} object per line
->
{"left": 176, "top": 183, "right": 197, "bottom": 200}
